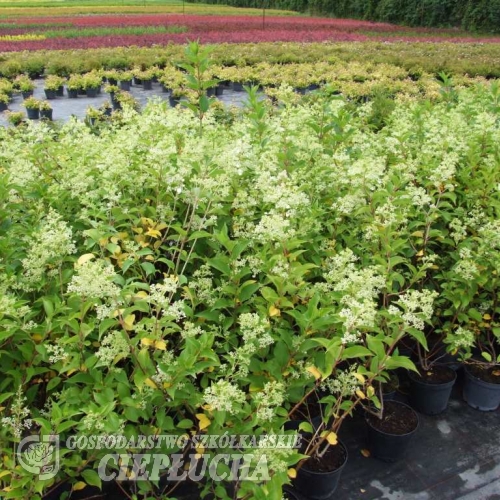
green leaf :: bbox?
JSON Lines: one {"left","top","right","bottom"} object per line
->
{"left": 140, "top": 262, "right": 156, "bottom": 277}
{"left": 342, "top": 346, "right": 373, "bottom": 359}
{"left": 177, "top": 419, "right": 193, "bottom": 429}
{"left": 81, "top": 469, "right": 102, "bottom": 489}
{"left": 482, "top": 351, "right": 492, "bottom": 362}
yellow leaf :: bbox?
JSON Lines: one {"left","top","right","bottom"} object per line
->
{"left": 145, "top": 228, "right": 162, "bottom": 238}
{"left": 73, "top": 482, "right": 87, "bottom": 491}
{"left": 163, "top": 382, "right": 172, "bottom": 389}
{"left": 269, "top": 305, "right": 281, "bottom": 317}
{"left": 483, "top": 314, "right": 492, "bottom": 320}
{"left": 196, "top": 413, "right": 211, "bottom": 431}
{"left": 123, "top": 314, "right": 135, "bottom": 331}
{"left": 353, "top": 373, "right": 365, "bottom": 384}
{"left": 141, "top": 338, "right": 156, "bottom": 347}
{"left": 356, "top": 389, "right": 366, "bottom": 400}
{"left": 361, "top": 449, "right": 371, "bottom": 458}
{"left": 367, "top": 386, "right": 375, "bottom": 397}
{"left": 416, "top": 249, "right": 424, "bottom": 257}
{"left": 144, "top": 378, "right": 158, "bottom": 389}
{"left": 306, "top": 365, "right": 322, "bottom": 380}
{"left": 154, "top": 340, "right": 167, "bottom": 351}
{"left": 325, "top": 432, "right": 338, "bottom": 446}
{"left": 0, "top": 470, "right": 11, "bottom": 479}
{"left": 135, "top": 291, "right": 149, "bottom": 299}
{"left": 287, "top": 468, "right": 297, "bottom": 479}
{"left": 76, "top": 253, "right": 95, "bottom": 267}
{"left": 32, "top": 333, "right": 43, "bottom": 343}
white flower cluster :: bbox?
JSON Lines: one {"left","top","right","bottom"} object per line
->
{"left": 95, "top": 330, "right": 130, "bottom": 366}
{"left": 324, "top": 249, "right": 385, "bottom": 339}
{"left": 203, "top": 380, "right": 246, "bottom": 415}
{"left": 320, "top": 365, "right": 361, "bottom": 398}
{"left": 454, "top": 248, "right": 479, "bottom": 281}
{"left": 67, "top": 259, "right": 120, "bottom": 300}
{"left": 394, "top": 289, "right": 438, "bottom": 331}
{"left": 1, "top": 386, "right": 32, "bottom": 438}
{"left": 189, "top": 264, "right": 217, "bottom": 306}
{"left": 254, "top": 381, "right": 285, "bottom": 422}
{"left": 149, "top": 277, "right": 179, "bottom": 312}
{"left": 21, "top": 209, "right": 76, "bottom": 289}
{"left": 45, "top": 343, "right": 69, "bottom": 364}
{"left": 446, "top": 327, "right": 475, "bottom": 351}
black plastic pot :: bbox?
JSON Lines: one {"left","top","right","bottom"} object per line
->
{"left": 120, "top": 80, "right": 131, "bottom": 91}
{"left": 67, "top": 89, "right": 78, "bottom": 98}
{"left": 22, "top": 90, "right": 34, "bottom": 99}
{"left": 78, "top": 88, "right": 86, "bottom": 96}
{"left": 409, "top": 365, "right": 457, "bottom": 415}
{"left": 40, "top": 109, "right": 53, "bottom": 121}
{"left": 133, "top": 77, "right": 142, "bottom": 85}
{"left": 169, "top": 95, "right": 180, "bottom": 107}
{"left": 463, "top": 365, "right": 500, "bottom": 411}
{"left": 0, "top": 102, "right": 7, "bottom": 112}
{"left": 283, "top": 486, "right": 301, "bottom": 500}
{"left": 232, "top": 82, "right": 244, "bottom": 91}
{"left": 86, "top": 87, "right": 98, "bottom": 98}
{"left": 294, "top": 441, "right": 348, "bottom": 500}
{"left": 26, "top": 108, "right": 40, "bottom": 120}
{"left": 215, "top": 84, "right": 224, "bottom": 96}
{"left": 44, "top": 89, "right": 57, "bottom": 99}
{"left": 366, "top": 401, "right": 419, "bottom": 462}
{"left": 108, "top": 78, "right": 118, "bottom": 85}
{"left": 57, "top": 85, "right": 64, "bottom": 97}
{"left": 142, "top": 79, "right": 153, "bottom": 90}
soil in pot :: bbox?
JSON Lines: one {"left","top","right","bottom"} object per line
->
{"left": 463, "top": 364, "right": 500, "bottom": 411}
{"left": 366, "top": 401, "right": 418, "bottom": 462}
{"left": 409, "top": 365, "right": 457, "bottom": 415}
{"left": 293, "top": 440, "right": 348, "bottom": 500}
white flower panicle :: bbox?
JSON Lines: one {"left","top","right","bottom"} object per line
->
{"left": 203, "top": 380, "right": 246, "bottom": 415}
{"left": 67, "top": 259, "right": 120, "bottom": 300}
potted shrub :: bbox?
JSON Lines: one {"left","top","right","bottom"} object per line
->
{"left": 44, "top": 75, "right": 65, "bottom": 99}
{"left": 119, "top": 70, "right": 133, "bottom": 91}
{"left": 115, "top": 90, "right": 139, "bottom": 111}
{"left": 23, "top": 96, "right": 41, "bottom": 119}
{"left": 15, "top": 74, "right": 36, "bottom": 99}
{"left": 446, "top": 325, "right": 500, "bottom": 411}
{"left": 104, "top": 69, "right": 120, "bottom": 85}
{"left": 85, "top": 105, "right": 103, "bottom": 126}
{"left": 5, "top": 110, "right": 24, "bottom": 126}
{"left": 104, "top": 83, "right": 120, "bottom": 108}
{"left": 66, "top": 75, "right": 83, "bottom": 98}
{"left": 83, "top": 73, "right": 102, "bottom": 98}
{"left": 135, "top": 68, "right": 155, "bottom": 90}
{"left": 0, "top": 93, "right": 9, "bottom": 112}
{"left": 365, "top": 400, "right": 419, "bottom": 462}
{"left": 39, "top": 100, "right": 53, "bottom": 121}
{"left": 0, "top": 79, "right": 14, "bottom": 98}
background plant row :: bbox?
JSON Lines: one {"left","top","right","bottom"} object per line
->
{"left": 190, "top": 0, "right": 500, "bottom": 33}
{"left": 1, "top": 41, "right": 500, "bottom": 80}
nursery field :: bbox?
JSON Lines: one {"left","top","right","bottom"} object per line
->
{"left": 1, "top": 13, "right": 500, "bottom": 51}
